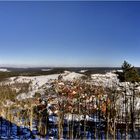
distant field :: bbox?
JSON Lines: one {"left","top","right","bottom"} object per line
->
{"left": 0, "top": 67, "right": 139, "bottom": 81}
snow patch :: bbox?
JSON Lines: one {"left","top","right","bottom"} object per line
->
{"left": 41, "top": 69, "right": 52, "bottom": 71}
{"left": 80, "top": 70, "right": 88, "bottom": 73}
{"left": 63, "top": 72, "right": 84, "bottom": 81}
{"left": 16, "top": 91, "right": 36, "bottom": 100}
{"left": 91, "top": 72, "right": 119, "bottom": 87}
{"left": 10, "top": 74, "right": 61, "bottom": 88}
{"left": 0, "top": 68, "right": 10, "bottom": 72}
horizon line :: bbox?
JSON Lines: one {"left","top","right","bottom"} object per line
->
{"left": 0, "top": 63, "right": 122, "bottom": 68}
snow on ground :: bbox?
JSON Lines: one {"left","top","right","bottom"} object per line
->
{"left": 0, "top": 68, "right": 10, "bottom": 72}
{"left": 116, "top": 69, "right": 123, "bottom": 72}
{"left": 64, "top": 70, "right": 71, "bottom": 74}
{"left": 91, "top": 72, "right": 140, "bottom": 92}
{"left": 6, "top": 71, "right": 140, "bottom": 109}
{"left": 9, "top": 71, "right": 84, "bottom": 88}
{"left": 63, "top": 72, "right": 84, "bottom": 81}
{"left": 41, "top": 69, "right": 52, "bottom": 71}
{"left": 79, "top": 70, "right": 88, "bottom": 73}
{"left": 8, "top": 71, "right": 84, "bottom": 100}
{"left": 65, "top": 114, "right": 92, "bottom": 121}
{"left": 65, "top": 114, "right": 104, "bottom": 122}
{"left": 16, "top": 91, "right": 36, "bottom": 100}
{"left": 91, "top": 72, "right": 120, "bottom": 88}
{"left": 10, "top": 74, "right": 60, "bottom": 88}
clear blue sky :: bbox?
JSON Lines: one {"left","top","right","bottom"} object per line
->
{"left": 0, "top": 1, "right": 140, "bottom": 67}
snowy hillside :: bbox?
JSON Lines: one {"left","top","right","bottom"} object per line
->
{"left": 7, "top": 71, "right": 84, "bottom": 100}
{"left": 91, "top": 72, "right": 119, "bottom": 88}
{"left": 6, "top": 71, "right": 140, "bottom": 102}
{"left": 9, "top": 71, "right": 84, "bottom": 88}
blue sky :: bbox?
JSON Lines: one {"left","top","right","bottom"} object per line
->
{"left": 0, "top": 1, "right": 140, "bottom": 67}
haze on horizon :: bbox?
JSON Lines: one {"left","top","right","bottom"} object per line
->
{"left": 0, "top": 1, "right": 140, "bottom": 67}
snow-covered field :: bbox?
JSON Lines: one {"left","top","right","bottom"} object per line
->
{"left": 91, "top": 72, "right": 119, "bottom": 87}
{"left": 7, "top": 71, "right": 84, "bottom": 100}
{"left": 0, "top": 68, "right": 10, "bottom": 72}
{"left": 9, "top": 71, "right": 84, "bottom": 88}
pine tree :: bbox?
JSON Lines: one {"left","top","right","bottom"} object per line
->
{"left": 120, "top": 61, "right": 140, "bottom": 82}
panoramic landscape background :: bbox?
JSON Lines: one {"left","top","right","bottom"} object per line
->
{"left": 0, "top": 1, "right": 140, "bottom": 140}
